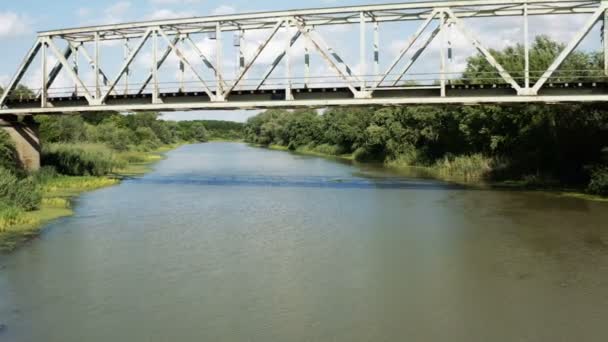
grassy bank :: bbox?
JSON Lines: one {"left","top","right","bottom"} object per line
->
{"left": 260, "top": 143, "right": 608, "bottom": 202}
{"left": 0, "top": 145, "right": 177, "bottom": 253}
{"left": 266, "top": 144, "right": 354, "bottom": 161}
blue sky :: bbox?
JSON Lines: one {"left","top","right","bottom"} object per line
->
{"left": 0, "top": 0, "right": 600, "bottom": 121}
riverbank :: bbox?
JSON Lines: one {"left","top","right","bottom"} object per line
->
{"left": 260, "top": 143, "right": 608, "bottom": 202}
{"left": 0, "top": 144, "right": 181, "bottom": 253}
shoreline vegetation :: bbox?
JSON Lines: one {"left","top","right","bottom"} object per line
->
{"left": 0, "top": 146, "right": 172, "bottom": 253}
{"left": 259, "top": 144, "right": 608, "bottom": 202}
{"left": 243, "top": 36, "right": 608, "bottom": 201}
{"left": 0, "top": 111, "right": 244, "bottom": 253}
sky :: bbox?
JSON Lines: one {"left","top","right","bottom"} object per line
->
{"left": 0, "top": 0, "right": 602, "bottom": 122}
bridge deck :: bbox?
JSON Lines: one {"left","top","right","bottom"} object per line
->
{"left": 2, "top": 82, "right": 608, "bottom": 114}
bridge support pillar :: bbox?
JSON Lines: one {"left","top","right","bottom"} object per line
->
{"left": 0, "top": 115, "right": 41, "bottom": 172}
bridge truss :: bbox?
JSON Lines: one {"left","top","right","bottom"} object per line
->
{"left": 1, "top": 0, "right": 608, "bottom": 114}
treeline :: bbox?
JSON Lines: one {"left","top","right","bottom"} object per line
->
{"left": 199, "top": 120, "right": 244, "bottom": 141}
{"left": 245, "top": 36, "right": 608, "bottom": 196}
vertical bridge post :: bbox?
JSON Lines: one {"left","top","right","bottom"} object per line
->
{"left": 0, "top": 115, "right": 40, "bottom": 172}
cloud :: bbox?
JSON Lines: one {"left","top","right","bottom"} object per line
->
{"left": 0, "top": 12, "right": 30, "bottom": 38}
{"left": 0, "top": 74, "right": 10, "bottom": 88}
{"left": 150, "top": 0, "right": 202, "bottom": 4}
{"left": 146, "top": 9, "right": 193, "bottom": 20}
{"left": 212, "top": 5, "right": 236, "bottom": 16}
{"left": 77, "top": 2, "right": 133, "bottom": 25}
{"left": 161, "top": 110, "right": 258, "bottom": 122}
{"left": 106, "top": 1, "right": 132, "bottom": 19}
{"left": 77, "top": 8, "right": 91, "bottom": 18}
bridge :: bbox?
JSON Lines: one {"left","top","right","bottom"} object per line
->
{"left": 1, "top": 0, "right": 608, "bottom": 170}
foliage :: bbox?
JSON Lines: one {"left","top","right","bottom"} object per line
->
{"left": 462, "top": 35, "right": 603, "bottom": 84}
{"left": 587, "top": 167, "right": 608, "bottom": 196}
{"left": 0, "top": 130, "right": 18, "bottom": 172}
{"left": 42, "top": 143, "right": 121, "bottom": 176}
{"left": 200, "top": 120, "right": 244, "bottom": 140}
{"left": 0, "top": 167, "right": 41, "bottom": 212}
{"left": 244, "top": 37, "right": 608, "bottom": 193}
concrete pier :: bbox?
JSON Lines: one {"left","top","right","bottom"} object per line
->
{"left": 0, "top": 115, "right": 40, "bottom": 172}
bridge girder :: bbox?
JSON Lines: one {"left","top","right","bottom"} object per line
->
{"left": 1, "top": 0, "right": 608, "bottom": 114}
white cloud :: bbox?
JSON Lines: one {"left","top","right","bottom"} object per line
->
{"left": 150, "top": 0, "right": 202, "bottom": 4}
{"left": 161, "top": 110, "right": 257, "bottom": 122}
{"left": 106, "top": 1, "right": 132, "bottom": 19}
{"left": 77, "top": 8, "right": 91, "bottom": 18}
{"left": 0, "top": 12, "right": 30, "bottom": 38}
{"left": 146, "top": 9, "right": 193, "bottom": 20}
{"left": 212, "top": 5, "right": 236, "bottom": 16}
{"left": 0, "top": 74, "right": 10, "bottom": 88}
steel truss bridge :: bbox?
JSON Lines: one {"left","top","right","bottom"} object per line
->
{"left": 2, "top": 0, "right": 608, "bottom": 115}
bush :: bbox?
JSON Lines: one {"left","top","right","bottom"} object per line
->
{"left": 311, "top": 144, "right": 345, "bottom": 156}
{"left": 86, "top": 123, "right": 135, "bottom": 151}
{"left": 32, "top": 166, "right": 59, "bottom": 184}
{"left": 0, "top": 206, "right": 26, "bottom": 232}
{"left": 0, "top": 131, "right": 18, "bottom": 172}
{"left": 0, "top": 167, "right": 41, "bottom": 211}
{"left": 37, "top": 115, "right": 87, "bottom": 143}
{"left": 587, "top": 166, "right": 608, "bottom": 196}
{"left": 434, "top": 154, "right": 493, "bottom": 181}
{"left": 42, "top": 143, "right": 121, "bottom": 176}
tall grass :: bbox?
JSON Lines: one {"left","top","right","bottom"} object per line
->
{"left": 588, "top": 166, "right": 608, "bottom": 196}
{"left": 0, "top": 167, "right": 41, "bottom": 211}
{"left": 433, "top": 154, "right": 494, "bottom": 181}
{"left": 42, "top": 143, "right": 123, "bottom": 176}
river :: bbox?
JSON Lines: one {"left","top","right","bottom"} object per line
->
{"left": 1, "top": 142, "right": 608, "bottom": 341}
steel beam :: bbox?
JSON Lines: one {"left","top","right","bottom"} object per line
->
{"left": 8, "top": 94, "right": 608, "bottom": 116}
{"left": 41, "top": 41, "right": 48, "bottom": 107}
{"left": 44, "top": 38, "right": 94, "bottom": 104}
{"left": 41, "top": 45, "right": 72, "bottom": 98}
{"left": 68, "top": 42, "right": 113, "bottom": 93}
{"left": 215, "top": 22, "right": 224, "bottom": 101}
{"left": 255, "top": 31, "right": 301, "bottom": 90}
{"left": 440, "top": 11, "right": 447, "bottom": 97}
{"left": 157, "top": 28, "right": 215, "bottom": 100}
{"left": 293, "top": 21, "right": 361, "bottom": 96}
{"left": 94, "top": 32, "right": 101, "bottom": 99}
{"left": 605, "top": 8, "right": 608, "bottom": 76}
{"left": 152, "top": 30, "right": 159, "bottom": 104}
{"left": 373, "top": 9, "right": 438, "bottom": 88}
{"left": 360, "top": 11, "right": 367, "bottom": 90}
{"left": 391, "top": 25, "right": 442, "bottom": 86}
{"left": 37, "top": 1, "right": 600, "bottom": 40}
{"left": 100, "top": 28, "right": 153, "bottom": 104}
{"left": 184, "top": 35, "right": 227, "bottom": 89}
{"left": 531, "top": 4, "right": 605, "bottom": 93}
{"left": 137, "top": 35, "right": 181, "bottom": 95}
{"left": 0, "top": 40, "right": 42, "bottom": 107}
{"left": 223, "top": 20, "right": 285, "bottom": 98}
{"left": 445, "top": 8, "right": 522, "bottom": 92}
{"left": 524, "top": 2, "right": 530, "bottom": 89}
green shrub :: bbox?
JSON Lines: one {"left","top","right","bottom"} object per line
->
{"left": 0, "top": 167, "right": 41, "bottom": 211}
{"left": 311, "top": 144, "right": 345, "bottom": 156}
{"left": 116, "top": 151, "right": 148, "bottom": 164}
{"left": 434, "top": 154, "right": 493, "bottom": 181}
{"left": 0, "top": 206, "right": 25, "bottom": 232}
{"left": 86, "top": 123, "right": 135, "bottom": 151}
{"left": 0, "top": 131, "right": 18, "bottom": 172}
{"left": 42, "top": 143, "right": 121, "bottom": 176}
{"left": 32, "top": 166, "right": 59, "bottom": 184}
{"left": 587, "top": 166, "right": 608, "bottom": 196}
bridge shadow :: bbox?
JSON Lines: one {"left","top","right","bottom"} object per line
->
{"left": 133, "top": 174, "right": 468, "bottom": 190}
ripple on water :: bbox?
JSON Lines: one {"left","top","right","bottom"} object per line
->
{"left": 136, "top": 174, "right": 464, "bottom": 190}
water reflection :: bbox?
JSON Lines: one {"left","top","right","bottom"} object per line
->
{"left": 0, "top": 143, "right": 607, "bottom": 342}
